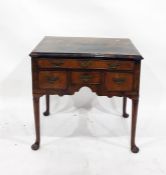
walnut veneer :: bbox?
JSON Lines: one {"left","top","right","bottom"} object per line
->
{"left": 30, "top": 36, "right": 143, "bottom": 153}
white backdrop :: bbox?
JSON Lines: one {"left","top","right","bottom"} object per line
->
{"left": 0, "top": 0, "right": 166, "bottom": 175}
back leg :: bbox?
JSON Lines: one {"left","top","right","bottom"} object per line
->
{"left": 43, "top": 95, "right": 50, "bottom": 116}
{"left": 122, "top": 97, "right": 129, "bottom": 118}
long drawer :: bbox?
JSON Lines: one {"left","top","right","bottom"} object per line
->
{"left": 38, "top": 59, "right": 134, "bottom": 70}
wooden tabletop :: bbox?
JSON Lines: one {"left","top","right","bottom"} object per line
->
{"left": 30, "top": 36, "right": 143, "bottom": 60}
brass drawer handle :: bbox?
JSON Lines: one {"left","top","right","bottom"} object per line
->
{"left": 80, "top": 61, "right": 92, "bottom": 68}
{"left": 51, "top": 61, "right": 64, "bottom": 68}
{"left": 47, "top": 76, "right": 59, "bottom": 84}
{"left": 80, "top": 74, "right": 92, "bottom": 82}
{"left": 112, "top": 78, "right": 126, "bottom": 84}
{"left": 108, "top": 63, "right": 120, "bottom": 70}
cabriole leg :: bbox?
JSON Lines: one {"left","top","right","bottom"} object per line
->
{"left": 31, "top": 94, "right": 40, "bottom": 150}
{"left": 131, "top": 98, "right": 139, "bottom": 153}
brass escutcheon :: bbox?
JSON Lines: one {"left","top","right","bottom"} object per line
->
{"left": 80, "top": 60, "right": 92, "bottom": 68}
{"left": 112, "top": 78, "right": 126, "bottom": 84}
{"left": 108, "top": 62, "right": 120, "bottom": 70}
{"left": 80, "top": 74, "right": 93, "bottom": 82}
{"left": 51, "top": 61, "right": 64, "bottom": 67}
{"left": 47, "top": 76, "right": 59, "bottom": 83}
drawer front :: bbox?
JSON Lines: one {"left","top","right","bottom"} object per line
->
{"left": 105, "top": 72, "right": 133, "bottom": 91}
{"left": 71, "top": 71, "right": 101, "bottom": 84}
{"left": 38, "top": 59, "right": 134, "bottom": 70}
{"left": 39, "top": 71, "right": 67, "bottom": 89}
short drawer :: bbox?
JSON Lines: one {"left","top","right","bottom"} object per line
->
{"left": 38, "top": 59, "right": 134, "bottom": 70}
{"left": 71, "top": 71, "right": 101, "bottom": 84}
{"left": 39, "top": 71, "right": 67, "bottom": 89}
{"left": 105, "top": 72, "right": 133, "bottom": 91}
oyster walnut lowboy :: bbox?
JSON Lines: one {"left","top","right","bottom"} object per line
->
{"left": 30, "top": 36, "right": 143, "bottom": 153}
